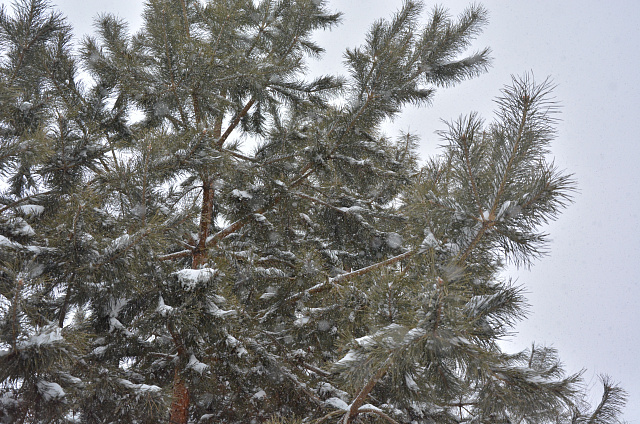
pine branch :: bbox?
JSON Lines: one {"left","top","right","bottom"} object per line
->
{"left": 159, "top": 7, "right": 189, "bottom": 126}
{"left": 331, "top": 249, "right": 417, "bottom": 283}
{"left": 344, "top": 360, "right": 391, "bottom": 424}
{"left": 157, "top": 249, "right": 192, "bottom": 261}
{"left": 8, "top": 2, "right": 64, "bottom": 82}
{"left": 458, "top": 220, "right": 491, "bottom": 263}
{"left": 0, "top": 190, "right": 55, "bottom": 214}
{"left": 291, "top": 191, "right": 353, "bottom": 214}
{"left": 215, "top": 97, "right": 256, "bottom": 149}
{"left": 460, "top": 128, "right": 484, "bottom": 217}
{"left": 487, "top": 96, "right": 530, "bottom": 221}
{"left": 587, "top": 376, "right": 627, "bottom": 424}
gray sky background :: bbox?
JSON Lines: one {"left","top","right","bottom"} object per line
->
{"left": 7, "top": 0, "right": 639, "bottom": 420}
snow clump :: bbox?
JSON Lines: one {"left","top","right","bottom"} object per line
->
{"left": 173, "top": 268, "right": 218, "bottom": 290}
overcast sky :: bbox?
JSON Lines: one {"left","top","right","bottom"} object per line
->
{"left": 7, "top": 0, "right": 639, "bottom": 420}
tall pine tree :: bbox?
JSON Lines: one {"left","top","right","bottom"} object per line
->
{"left": 0, "top": 0, "right": 627, "bottom": 423}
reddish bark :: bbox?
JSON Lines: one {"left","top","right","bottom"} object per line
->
{"left": 193, "top": 178, "right": 214, "bottom": 268}
{"left": 169, "top": 119, "right": 220, "bottom": 421}
{"left": 169, "top": 368, "right": 190, "bottom": 424}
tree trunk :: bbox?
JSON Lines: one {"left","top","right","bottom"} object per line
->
{"left": 168, "top": 180, "right": 212, "bottom": 424}
{"left": 169, "top": 368, "right": 190, "bottom": 424}
{"left": 169, "top": 115, "right": 223, "bottom": 422}
{"left": 193, "top": 177, "right": 214, "bottom": 268}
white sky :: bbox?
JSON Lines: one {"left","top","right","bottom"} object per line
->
{"left": 7, "top": 0, "right": 639, "bottom": 420}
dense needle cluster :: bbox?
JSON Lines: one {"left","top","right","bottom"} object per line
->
{"left": 0, "top": 0, "right": 627, "bottom": 423}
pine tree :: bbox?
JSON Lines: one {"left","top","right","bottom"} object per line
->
{"left": 0, "top": 0, "right": 628, "bottom": 423}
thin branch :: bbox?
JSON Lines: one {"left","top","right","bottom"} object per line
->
{"left": 488, "top": 100, "right": 530, "bottom": 220}
{"left": 283, "top": 249, "right": 417, "bottom": 308}
{"left": 160, "top": 7, "right": 189, "bottom": 126}
{"left": 313, "top": 410, "right": 345, "bottom": 424}
{"left": 221, "top": 147, "right": 258, "bottom": 163}
{"left": 331, "top": 249, "right": 417, "bottom": 283}
{"left": 179, "top": 0, "right": 190, "bottom": 38}
{"left": 9, "top": 9, "right": 60, "bottom": 83}
{"left": 302, "top": 362, "right": 332, "bottom": 378}
{"left": 206, "top": 211, "right": 261, "bottom": 247}
{"left": 292, "top": 191, "right": 349, "bottom": 214}
{"left": 357, "top": 407, "right": 401, "bottom": 424}
{"left": 345, "top": 361, "right": 391, "bottom": 423}
{"left": 458, "top": 220, "right": 491, "bottom": 263}
{"left": 215, "top": 97, "right": 256, "bottom": 148}
{"left": 284, "top": 278, "right": 341, "bottom": 306}
{"left": 94, "top": 226, "right": 155, "bottom": 270}
{"left": 461, "top": 133, "right": 484, "bottom": 217}
{"left": 0, "top": 190, "right": 56, "bottom": 215}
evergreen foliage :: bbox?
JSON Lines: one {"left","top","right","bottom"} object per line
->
{"left": 0, "top": 0, "right": 627, "bottom": 423}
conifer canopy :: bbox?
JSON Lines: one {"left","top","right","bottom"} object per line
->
{"left": 0, "top": 0, "right": 627, "bottom": 423}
